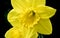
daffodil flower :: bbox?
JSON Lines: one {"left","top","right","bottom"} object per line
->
{"left": 5, "top": 0, "right": 56, "bottom": 38}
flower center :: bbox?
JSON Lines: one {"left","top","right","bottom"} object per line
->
{"left": 28, "top": 10, "right": 35, "bottom": 17}
{"left": 19, "top": 10, "right": 40, "bottom": 28}
{"left": 30, "top": 11, "right": 35, "bottom": 16}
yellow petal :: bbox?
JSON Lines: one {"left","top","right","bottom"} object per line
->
{"left": 11, "top": 0, "right": 45, "bottom": 10}
{"left": 24, "top": 28, "right": 38, "bottom": 38}
{"left": 32, "top": 0, "right": 46, "bottom": 8}
{"left": 11, "top": 0, "right": 26, "bottom": 13}
{"left": 25, "top": 0, "right": 46, "bottom": 8}
{"left": 5, "top": 28, "right": 24, "bottom": 38}
{"left": 34, "top": 19, "right": 52, "bottom": 35}
{"left": 31, "top": 33, "right": 38, "bottom": 38}
{"left": 34, "top": 5, "right": 56, "bottom": 19}
{"left": 7, "top": 9, "right": 23, "bottom": 29}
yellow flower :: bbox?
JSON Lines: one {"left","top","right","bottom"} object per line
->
{"left": 5, "top": 0, "right": 56, "bottom": 38}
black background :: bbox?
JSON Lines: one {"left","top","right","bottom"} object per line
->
{"left": 0, "top": 0, "right": 59, "bottom": 38}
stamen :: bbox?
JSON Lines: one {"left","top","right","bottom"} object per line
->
{"left": 30, "top": 11, "right": 35, "bottom": 16}
{"left": 31, "top": 11, "right": 35, "bottom": 16}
